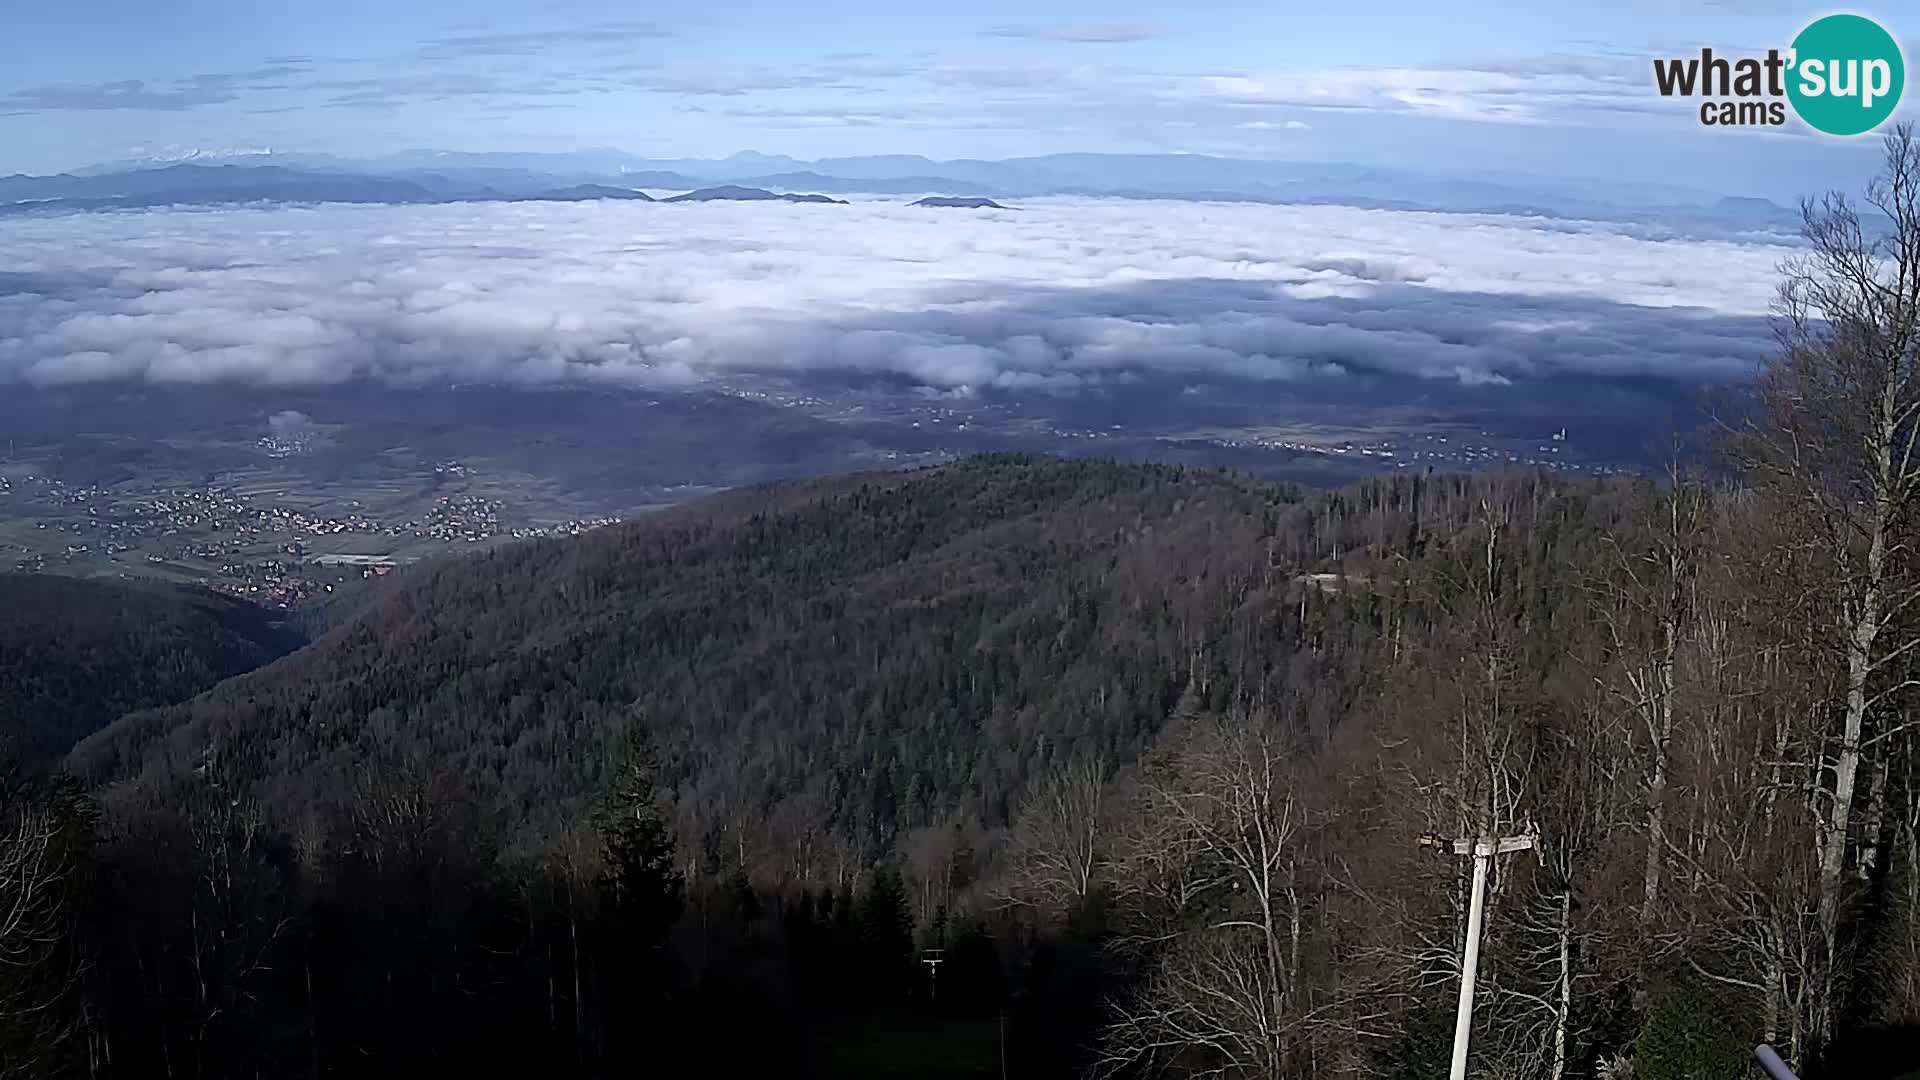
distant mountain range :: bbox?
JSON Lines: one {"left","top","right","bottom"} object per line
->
{"left": 0, "top": 149, "right": 1804, "bottom": 233}
{"left": 0, "top": 164, "right": 631, "bottom": 215}
{"left": 0, "top": 166, "right": 861, "bottom": 217}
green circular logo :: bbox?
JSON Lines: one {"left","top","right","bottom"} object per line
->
{"left": 1787, "top": 14, "right": 1905, "bottom": 136}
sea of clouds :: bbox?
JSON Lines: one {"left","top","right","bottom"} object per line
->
{"left": 0, "top": 196, "right": 1792, "bottom": 393}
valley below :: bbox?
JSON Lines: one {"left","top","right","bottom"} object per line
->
{"left": 0, "top": 375, "right": 1647, "bottom": 606}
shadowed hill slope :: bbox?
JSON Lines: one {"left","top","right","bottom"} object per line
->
{"left": 0, "top": 574, "right": 302, "bottom": 762}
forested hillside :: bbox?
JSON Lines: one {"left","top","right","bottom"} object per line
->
{"left": 50, "top": 452, "right": 1919, "bottom": 1080}
{"left": 74, "top": 456, "right": 1529, "bottom": 864}
{"left": 0, "top": 574, "right": 301, "bottom": 761}
{"left": 50, "top": 456, "right": 1680, "bottom": 1079}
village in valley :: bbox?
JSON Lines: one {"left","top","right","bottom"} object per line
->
{"left": 0, "top": 462, "right": 618, "bottom": 607}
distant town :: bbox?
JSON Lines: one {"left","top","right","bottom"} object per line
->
{"left": 0, "top": 466, "right": 618, "bottom": 607}
{"left": 1188, "top": 428, "right": 1617, "bottom": 473}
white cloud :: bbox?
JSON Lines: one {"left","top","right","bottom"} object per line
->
{"left": 1195, "top": 56, "right": 1658, "bottom": 124}
{"left": 0, "top": 196, "right": 1787, "bottom": 393}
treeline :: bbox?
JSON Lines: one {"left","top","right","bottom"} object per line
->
{"left": 1, "top": 731, "right": 1110, "bottom": 1078}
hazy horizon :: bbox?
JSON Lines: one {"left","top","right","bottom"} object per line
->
{"left": 6, "top": 1, "right": 1914, "bottom": 200}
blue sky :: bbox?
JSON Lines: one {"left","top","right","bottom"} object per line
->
{"left": 1, "top": 0, "right": 1913, "bottom": 198}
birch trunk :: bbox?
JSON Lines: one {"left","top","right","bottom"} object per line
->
{"left": 1550, "top": 888, "right": 1573, "bottom": 1080}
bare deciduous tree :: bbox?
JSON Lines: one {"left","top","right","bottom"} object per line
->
{"left": 994, "top": 754, "right": 1116, "bottom": 915}
{"left": 1097, "top": 711, "right": 1315, "bottom": 1078}
{"left": 1591, "top": 467, "right": 1711, "bottom": 930}
{"left": 0, "top": 775, "right": 86, "bottom": 1080}
{"left": 1738, "top": 122, "right": 1920, "bottom": 1062}
{"left": 901, "top": 823, "right": 963, "bottom": 925}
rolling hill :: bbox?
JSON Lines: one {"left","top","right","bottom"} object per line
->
{"left": 71, "top": 456, "right": 1460, "bottom": 854}
{"left": 661, "top": 185, "right": 847, "bottom": 204}
{"left": 910, "top": 196, "right": 1006, "bottom": 209}
{"left": 529, "top": 184, "right": 653, "bottom": 201}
